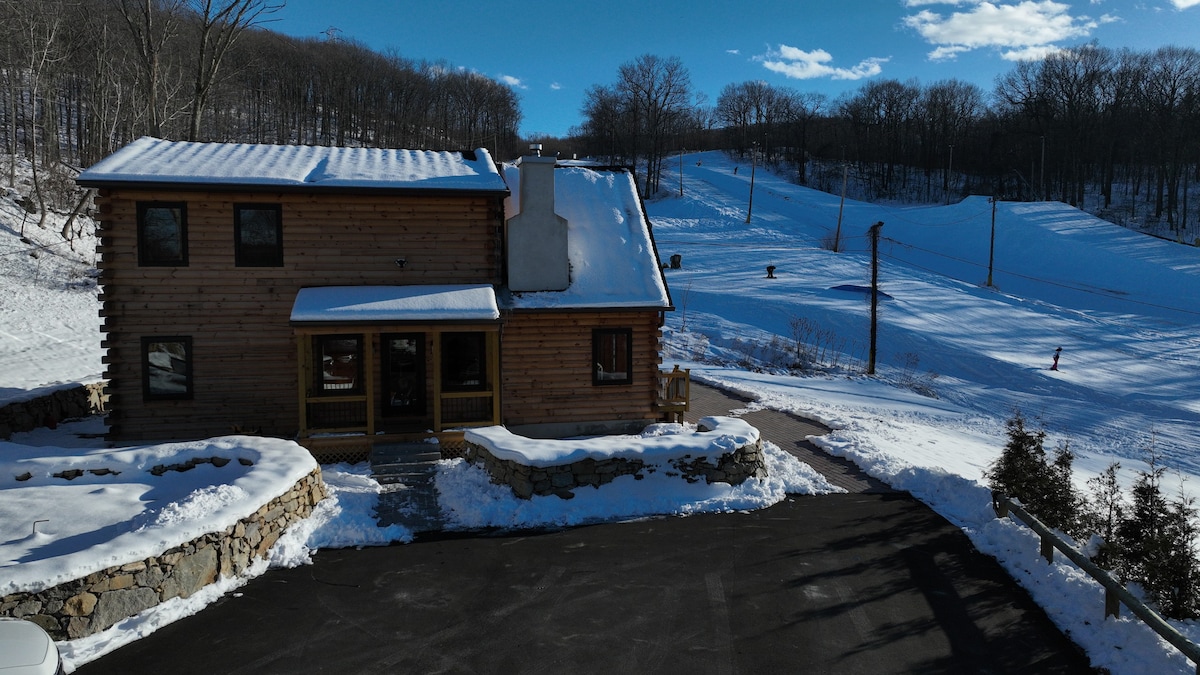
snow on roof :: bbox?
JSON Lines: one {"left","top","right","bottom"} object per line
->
{"left": 290, "top": 285, "right": 500, "bottom": 323}
{"left": 500, "top": 164, "right": 670, "bottom": 310}
{"left": 77, "top": 137, "right": 508, "bottom": 193}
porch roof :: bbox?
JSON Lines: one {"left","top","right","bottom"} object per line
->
{"left": 290, "top": 285, "right": 500, "bottom": 324}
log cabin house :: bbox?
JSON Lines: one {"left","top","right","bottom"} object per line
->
{"left": 77, "top": 138, "right": 684, "bottom": 461}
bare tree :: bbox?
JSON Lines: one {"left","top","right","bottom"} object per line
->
{"left": 112, "top": 0, "right": 184, "bottom": 137}
{"left": 614, "top": 54, "right": 693, "bottom": 195}
{"left": 185, "top": 0, "right": 282, "bottom": 141}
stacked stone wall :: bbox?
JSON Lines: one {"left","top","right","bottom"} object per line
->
{"left": 462, "top": 438, "right": 766, "bottom": 500}
{"left": 0, "top": 382, "right": 108, "bottom": 439}
{"left": 0, "top": 468, "right": 325, "bottom": 640}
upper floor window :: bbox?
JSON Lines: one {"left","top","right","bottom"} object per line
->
{"left": 593, "top": 328, "right": 633, "bottom": 385}
{"left": 142, "top": 336, "right": 193, "bottom": 400}
{"left": 137, "top": 202, "right": 187, "bottom": 266}
{"left": 234, "top": 203, "right": 283, "bottom": 267}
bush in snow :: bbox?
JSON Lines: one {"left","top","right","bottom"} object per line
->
{"left": 1082, "top": 462, "right": 1125, "bottom": 570}
{"left": 986, "top": 412, "right": 1083, "bottom": 538}
{"left": 1111, "top": 449, "right": 1200, "bottom": 619}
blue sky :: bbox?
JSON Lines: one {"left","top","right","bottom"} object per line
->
{"left": 271, "top": 0, "right": 1200, "bottom": 138}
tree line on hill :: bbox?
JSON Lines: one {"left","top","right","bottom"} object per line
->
{"left": 0, "top": 0, "right": 523, "bottom": 214}
{"left": 568, "top": 44, "right": 1199, "bottom": 234}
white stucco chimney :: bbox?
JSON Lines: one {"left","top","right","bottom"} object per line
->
{"left": 506, "top": 148, "right": 569, "bottom": 292}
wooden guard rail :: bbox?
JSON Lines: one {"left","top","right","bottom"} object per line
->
{"left": 992, "top": 491, "right": 1200, "bottom": 673}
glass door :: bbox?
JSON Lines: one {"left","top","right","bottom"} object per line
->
{"left": 381, "top": 333, "right": 425, "bottom": 418}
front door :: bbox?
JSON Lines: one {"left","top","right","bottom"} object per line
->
{"left": 381, "top": 333, "right": 426, "bottom": 419}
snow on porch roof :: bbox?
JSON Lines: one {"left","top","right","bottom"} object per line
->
{"left": 290, "top": 285, "right": 500, "bottom": 324}
{"left": 77, "top": 137, "right": 508, "bottom": 193}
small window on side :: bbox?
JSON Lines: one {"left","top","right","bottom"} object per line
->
{"left": 137, "top": 202, "right": 187, "bottom": 266}
{"left": 142, "top": 336, "right": 193, "bottom": 400}
{"left": 592, "top": 328, "right": 633, "bottom": 385}
{"left": 234, "top": 204, "right": 283, "bottom": 267}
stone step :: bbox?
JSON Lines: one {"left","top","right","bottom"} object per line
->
{"left": 369, "top": 444, "right": 444, "bottom": 533}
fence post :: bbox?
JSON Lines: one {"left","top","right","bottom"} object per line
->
{"left": 1105, "top": 588, "right": 1120, "bottom": 619}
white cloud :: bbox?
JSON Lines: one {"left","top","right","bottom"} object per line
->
{"left": 499, "top": 74, "right": 527, "bottom": 89}
{"left": 758, "top": 45, "right": 889, "bottom": 80}
{"left": 726, "top": 49, "right": 741, "bottom": 55}
{"left": 549, "top": 82, "right": 562, "bottom": 91}
{"left": 1170, "top": 0, "right": 1200, "bottom": 8}
{"left": 903, "top": 1, "right": 1100, "bottom": 61}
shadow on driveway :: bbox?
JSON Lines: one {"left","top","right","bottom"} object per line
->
{"left": 77, "top": 493, "right": 1093, "bottom": 674}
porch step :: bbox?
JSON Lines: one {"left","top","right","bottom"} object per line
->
{"left": 370, "top": 443, "right": 445, "bottom": 533}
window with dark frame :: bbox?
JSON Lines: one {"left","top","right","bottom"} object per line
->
{"left": 313, "top": 335, "right": 364, "bottom": 395}
{"left": 592, "top": 328, "right": 633, "bottom": 385}
{"left": 142, "top": 336, "right": 193, "bottom": 400}
{"left": 441, "top": 332, "right": 487, "bottom": 392}
{"left": 137, "top": 202, "right": 187, "bottom": 266}
{"left": 234, "top": 203, "right": 283, "bottom": 267}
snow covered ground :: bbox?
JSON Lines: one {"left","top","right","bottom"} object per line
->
{"left": 2, "top": 149, "right": 1199, "bottom": 671}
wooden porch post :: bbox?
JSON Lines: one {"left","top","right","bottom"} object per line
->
{"left": 363, "top": 332, "right": 376, "bottom": 435}
{"left": 489, "top": 331, "right": 501, "bottom": 425}
{"left": 431, "top": 330, "right": 443, "bottom": 432}
{"left": 296, "top": 336, "right": 309, "bottom": 438}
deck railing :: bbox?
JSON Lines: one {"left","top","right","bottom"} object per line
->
{"left": 657, "top": 365, "right": 691, "bottom": 422}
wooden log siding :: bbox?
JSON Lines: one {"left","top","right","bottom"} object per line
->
{"left": 500, "top": 310, "right": 664, "bottom": 427}
{"left": 96, "top": 188, "right": 505, "bottom": 442}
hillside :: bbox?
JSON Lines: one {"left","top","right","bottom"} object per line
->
{"left": 3, "top": 149, "right": 1200, "bottom": 672}
{"left": 652, "top": 151, "right": 1200, "bottom": 481}
{"left": 0, "top": 159, "right": 102, "bottom": 407}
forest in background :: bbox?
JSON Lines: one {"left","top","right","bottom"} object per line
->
{"left": 570, "top": 45, "right": 1200, "bottom": 240}
{"left": 2, "top": 1, "right": 1198, "bottom": 241}
{"left": 0, "top": 0, "right": 523, "bottom": 222}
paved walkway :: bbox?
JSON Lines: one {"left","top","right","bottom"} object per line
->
{"left": 684, "top": 382, "right": 896, "bottom": 494}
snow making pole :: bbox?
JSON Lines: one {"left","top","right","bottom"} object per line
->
{"left": 834, "top": 163, "right": 848, "bottom": 252}
{"left": 868, "top": 221, "right": 883, "bottom": 375}
{"left": 987, "top": 197, "right": 997, "bottom": 287}
{"left": 746, "top": 142, "right": 758, "bottom": 224}
{"left": 679, "top": 148, "right": 684, "bottom": 197}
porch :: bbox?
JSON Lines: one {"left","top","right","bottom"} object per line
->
{"left": 290, "top": 285, "right": 502, "bottom": 463}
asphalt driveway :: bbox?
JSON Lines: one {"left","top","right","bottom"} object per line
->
{"left": 76, "top": 491, "right": 1091, "bottom": 674}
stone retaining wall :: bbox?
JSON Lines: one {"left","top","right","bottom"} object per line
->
{"left": 0, "top": 382, "right": 108, "bottom": 439}
{"left": 0, "top": 468, "right": 325, "bottom": 640}
{"left": 462, "top": 438, "right": 766, "bottom": 500}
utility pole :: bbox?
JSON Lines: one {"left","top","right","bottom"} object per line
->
{"left": 868, "top": 221, "right": 883, "bottom": 375}
{"left": 946, "top": 144, "right": 954, "bottom": 205}
{"left": 745, "top": 142, "right": 758, "bottom": 224}
{"left": 833, "top": 163, "right": 848, "bottom": 252}
{"left": 1040, "top": 135, "right": 1046, "bottom": 201}
{"left": 987, "top": 196, "right": 997, "bottom": 287}
{"left": 679, "top": 148, "right": 684, "bottom": 197}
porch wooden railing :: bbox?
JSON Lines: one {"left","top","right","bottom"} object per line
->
{"left": 992, "top": 491, "right": 1200, "bottom": 673}
{"left": 657, "top": 365, "right": 691, "bottom": 422}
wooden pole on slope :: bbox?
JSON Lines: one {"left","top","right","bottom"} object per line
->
{"left": 868, "top": 221, "right": 883, "bottom": 375}
{"left": 987, "top": 196, "right": 997, "bottom": 287}
{"left": 834, "top": 163, "right": 848, "bottom": 252}
{"left": 745, "top": 142, "right": 758, "bottom": 224}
